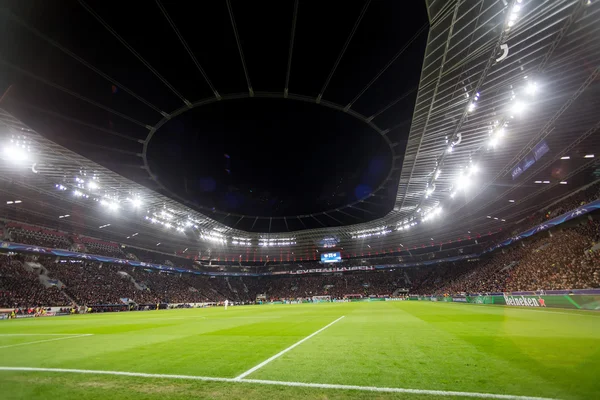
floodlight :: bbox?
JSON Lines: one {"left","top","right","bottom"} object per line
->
{"left": 526, "top": 82, "right": 536, "bottom": 95}
{"left": 131, "top": 198, "right": 142, "bottom": 208}
{"left": 3, "top": 146, "right": 29, "bottom": 163}
{"left": 511, "top": 101, "right": 526, "bottom": 115}
{"left": 455, "top": 174, "right": 472, "bottom": 191}
{"left": 489, "top": 137, "right": 499, "bottom": 148}
{"left": 87, "top": 181, "right": 98, "bottom": 190}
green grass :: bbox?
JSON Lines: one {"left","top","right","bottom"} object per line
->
{"left": 0, "top": 302, "right": 598, "bottom": 400}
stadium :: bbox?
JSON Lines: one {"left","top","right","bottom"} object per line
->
{"left": 0, "top": 0, "right": 599, "bottom": 399}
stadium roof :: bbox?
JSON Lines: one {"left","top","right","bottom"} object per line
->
{"left": 0, "top": 0, "right": 599, "bottom": 262}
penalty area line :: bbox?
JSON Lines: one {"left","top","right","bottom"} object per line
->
{"left": 0, "top": 366, "right": 560, "bottom": 400}
{"left": 0, "top": 334, "right": 93, "bottom": 349}
{"left": 234, "top": 315, "right": 345, "bottom": 380}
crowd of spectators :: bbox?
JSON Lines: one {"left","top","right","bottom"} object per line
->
{"left": 44, "top": 261, "right": 154, "bottom": 306}
{"left": 264, "top": 270, "right": 408, "bottom": 300}
{"left": 411, "top": 219, "right": 600, "bottom": 295}
{"left": 2, "top": 216, "right": 598, "bottom": 307}
{"left": 0, "top": 257, "right": 67, "bottom": 308}
{"left": 0, "top": 181, "right": 599, "bottom": 308}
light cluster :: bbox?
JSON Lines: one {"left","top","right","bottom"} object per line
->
{"left": 506, "top": 0, "right": 523, "bottom": 29}
{"left": 3, "top": 135, "right": 32, "bottom": 164}
{"left": 421, "top": 206, "right": 442, "bottom": 223}
{"left": 396, "top": 221, "right": 417, "bottom": 231}
{"left": 258, "top": 237, "right": 297, "bottom": 246}
{"left": 201, "top": 231, "right": 227, "bottom": 244}
{"left": 350, "top": 226, "right": 391, "bottom": 239}
{"left": 232, "top": 236, "right": 252, "bottom": 246}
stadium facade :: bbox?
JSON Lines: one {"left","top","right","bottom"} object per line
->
{"left": 0, "top": 0, "right": 598, "bottom": 264}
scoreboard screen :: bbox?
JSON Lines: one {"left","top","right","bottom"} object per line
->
{"left": 321, "top": 252, "right": 342, "bottom": 263}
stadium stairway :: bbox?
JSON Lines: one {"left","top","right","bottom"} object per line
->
{"left": 403, "top": 270, "right": 412, "bottom": 285}
{"left": 117, "top": 271, "right": 145, "bottom": 290}
{"left": 59, "top": 290, "right": 77, "bottom": 306}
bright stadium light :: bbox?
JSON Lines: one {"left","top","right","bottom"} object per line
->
{"left": 561, "top": 156, "right": 570, "bottom": 160}
{"left": 3, "top": 145, "right": 29, "bottom": 163}
{"left": 455, "top": 174, "right": 472, "bottom": 191}
{"left": 526, "top": 82, "right": 537, "bottom": 95}
{"left": 131, "top": 198, "right": 142, "bottom": 208}
{"left": 489, "top": 136, "right": 499, "bottom": 148}
{"left": 511, "top": 101, "right": 526, "bottom": 115}
{"left": 87, "top": 181, "right": 98, "bottom": 190}
{"left": 101, "top": 199, "right": 119, "bottom": 210}
{"left": 584, "top": 154, "right": 595, "bottom": 158}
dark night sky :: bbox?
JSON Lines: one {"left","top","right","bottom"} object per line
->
{"left": 0, "top": 0, "right": 428, "bottom": 232}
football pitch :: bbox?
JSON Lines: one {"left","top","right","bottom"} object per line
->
{"left": 0, "top": 302, "right": 598, "bottom": 400}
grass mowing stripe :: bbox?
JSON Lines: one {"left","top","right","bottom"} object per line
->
{"left": 0, "top": 334, "right": 92, "bottom": 336}
{"left": 0, "top": 366, "right": 560, "bottom": 400}
{"left": 234, "top": 315, "right": 345, "bottom": 380}
{"left": 439, "top": 302, "right": 599, "bottom": 316}
{"left": 0, "top": 334, "right": 93, "bottom": 349}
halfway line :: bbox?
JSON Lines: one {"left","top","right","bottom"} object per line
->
{"left": 0, "top": 334, "right": 93, "bottom": 349}
{"left": 234, "top": 315, "right": 345, "bottom": 380}
{"left": 0, "top": 366, "right": 560, "bottom": 400}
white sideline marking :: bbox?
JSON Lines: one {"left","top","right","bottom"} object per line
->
{"left": 234, "top": 316, "right": 345, "bottom": 380}
{"left": 0, "top": 334, "right": 93, "bottom": 349}
{"left": 0, "top": 366, "right": 560, "bottom": 400}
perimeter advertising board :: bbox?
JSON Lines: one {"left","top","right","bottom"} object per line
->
{"left": 465, "top": 294, "right": 600, "bottom": 310}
